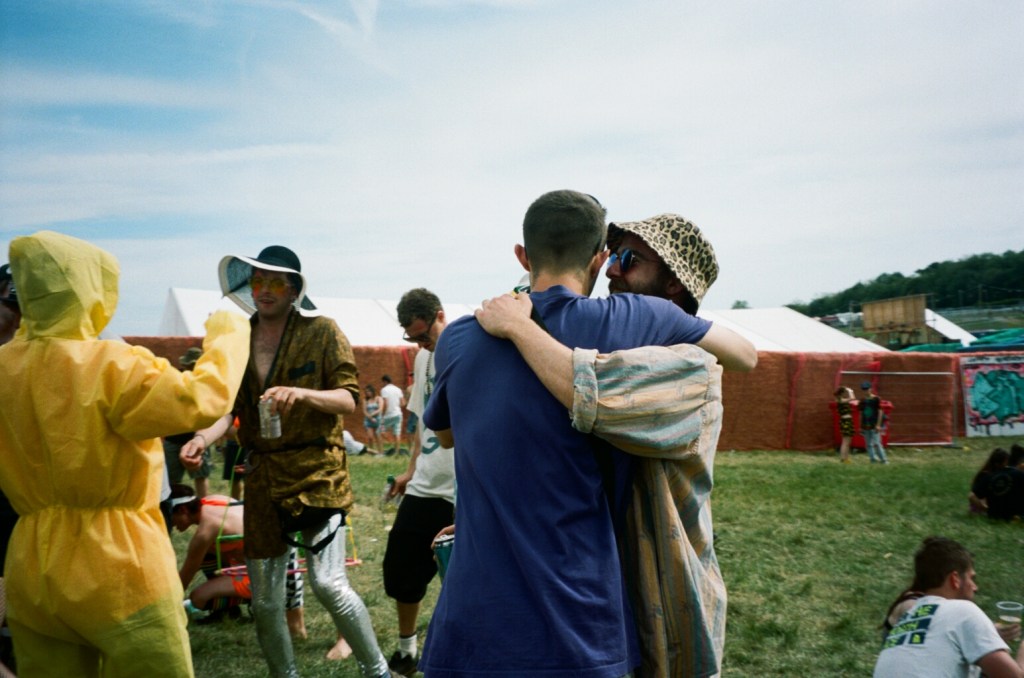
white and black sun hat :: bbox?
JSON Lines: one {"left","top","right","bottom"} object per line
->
{"left": 218, "top": 245, "right": 316, "bottom": 315}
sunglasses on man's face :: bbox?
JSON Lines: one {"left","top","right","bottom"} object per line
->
{"left": 250, "top": 275, "right": 290, "bottom": 294}
{"left": 403, "top": 317, "right": 436, "bottom": 344}
{"left": 608, "top": 248, "right": 641, "bottom": 273}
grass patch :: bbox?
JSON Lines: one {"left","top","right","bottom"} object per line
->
{"left": 177, "top": 439, "right": 1023, "bottom": 676}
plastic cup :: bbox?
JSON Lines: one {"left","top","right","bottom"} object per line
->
{"left": 996, "top": 601, "right": 1023, "bottom": 624}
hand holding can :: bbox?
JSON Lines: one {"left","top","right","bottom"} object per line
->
{"left": 259, "top": 397, "right": 282, "bottom": 439}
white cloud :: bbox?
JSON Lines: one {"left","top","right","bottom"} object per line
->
{"left": 2, "top": 0, "right": 1021, "bottom": 334}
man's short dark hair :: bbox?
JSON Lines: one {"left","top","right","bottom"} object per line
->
{"left": 382, "top": 374, "right": 393, "bottom": 384}
{"left": 522, "top": 190, "right": 607, "bottom": 274}
{"left": 911, "top": 536, "right": 973, "bottom": 591}
{"left": 397, "top": 288, "right": 442, "bottom": 328}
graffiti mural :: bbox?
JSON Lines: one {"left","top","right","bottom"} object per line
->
{"left": 961, "top": 355, "right": 1024, "bottom": 436}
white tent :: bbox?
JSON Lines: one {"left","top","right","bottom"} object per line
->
{"left": 158, "top": 288, "right": 477, "bottom": 346}
{"left": 698, "top": 307, "right": 886, "bottom": 353}
{"left": 159, "top": 288, "right": 881, "bottom": 352}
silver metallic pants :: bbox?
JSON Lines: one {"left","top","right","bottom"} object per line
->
{"left": 248, "top": 514, "right": 389, "bottom": 678}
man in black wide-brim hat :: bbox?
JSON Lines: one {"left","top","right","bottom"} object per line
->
{"left": 182, "top": 245, "right": 398, "bottom": 678}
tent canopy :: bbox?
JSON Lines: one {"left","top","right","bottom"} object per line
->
{"left": 700, "top": 307, "right": 886, "bottom": 352}
{"left": 160, "top": 288, "right": 882, "bottom": 352}
{"left": 159, "top": 288, "right": 478, "bottom": 347}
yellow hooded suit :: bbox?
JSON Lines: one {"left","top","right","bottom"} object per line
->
{"left": 0, "top": 232, "right": 249, "bottom": 677}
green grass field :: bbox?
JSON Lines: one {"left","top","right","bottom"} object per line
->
{"left": 177, "top": 437, "right": 1024, "bottom": 677}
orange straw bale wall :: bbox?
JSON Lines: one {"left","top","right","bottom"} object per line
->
{"left": 128, "top": 338, "right": 1010, "bottom": 450}
{"left": 719, "top": 351, "right": 959, "bottom": 451}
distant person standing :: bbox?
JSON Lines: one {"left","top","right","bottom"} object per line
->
{"left": 363, "top": 384, "right": 385, "bottom": 451}
{"left": 835, "top": 386, "right": 855, "bottom": 464}
{"left": 380, "top": 374, "right": 405, "bottom": 455}
{"left": 164, "top": 347, "right": 214, "bottom": 497}
{"left": 858, "top": 381, "right": 888, "bottom": 464}
{"left": 218, "top": 416, "right": 246, "bottom": 500}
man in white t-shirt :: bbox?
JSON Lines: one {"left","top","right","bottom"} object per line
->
{"left": 875, "top": 536, "right": 1023, "bottom": 678}
{"left": 381, "top": 288, "right": 457, "bottom": 677}
{"left": 380, "top": 375, "right": 405, "bottom": 455}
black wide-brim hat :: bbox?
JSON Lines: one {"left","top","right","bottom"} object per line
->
{"left": 218, "top": 245, "right": 316, "bottom": 315}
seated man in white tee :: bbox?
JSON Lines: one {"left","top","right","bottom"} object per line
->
{"left": 875, "top": 536, "right": 1023, "bottom": 678}
{"left": 343, "top": 430, "right": 378, "bottom": 456}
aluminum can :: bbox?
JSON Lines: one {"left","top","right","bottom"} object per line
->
{"left": 433, "top": 533, "right": 455, "bottom": 578}
{"left": 259, "top": 397, "right": 282, "bottom": 439}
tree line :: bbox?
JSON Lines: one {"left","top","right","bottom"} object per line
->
{"left": 787, "top": 249, "right": 1024, "bottom": 317}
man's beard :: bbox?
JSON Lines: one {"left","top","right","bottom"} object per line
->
{"left": 608, "top": 277, "right": 668, "bottom": 299}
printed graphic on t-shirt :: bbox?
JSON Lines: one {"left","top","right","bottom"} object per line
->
{"left": 882, "top": 604, "right": 939, "bottom": 649}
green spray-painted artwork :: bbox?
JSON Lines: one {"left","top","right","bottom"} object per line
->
{"left": 961, "top": 355, "right": 1024, "bottom": 436}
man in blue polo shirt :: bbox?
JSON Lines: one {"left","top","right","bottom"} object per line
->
{"left": 420, "top": 190, "right": 712, "bottom": 677}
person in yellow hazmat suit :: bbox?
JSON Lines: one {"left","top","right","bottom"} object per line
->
{"left": 0, "top": 231, "right": 250, "bottom": 678}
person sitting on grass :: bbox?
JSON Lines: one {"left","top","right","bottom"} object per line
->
{"left": 169, "top": 484, "right": 354, "bottom": 660}
{"left": 344, "top": 429, "right": 380, "bottom": 456}
{"left": 985, "top": 444, "right": 1024, "bottom": 521}
{"left": 875, "top": 536, "right": 1023, "bottom": 678}
{"left": 969, "top": 448, "right": 1009, "bottom": 515}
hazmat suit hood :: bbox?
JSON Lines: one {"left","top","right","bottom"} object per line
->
{"left": 10, "top": 230, "right": 119, "bottom": 340}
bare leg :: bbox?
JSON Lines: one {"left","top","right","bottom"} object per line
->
{"left": 286, "top": 607, "right": 307, "bottom": 640}
{"left": 189, "top": 576, "right": 239, "bottom": 610}
{"left": 326, "top": 634, "right": 353, "bottom": 661}
{"left": 397, "top": 601, "right": 419, "bottom": 639}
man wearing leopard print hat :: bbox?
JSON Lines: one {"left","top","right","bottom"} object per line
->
{"left": 606, "top": 213, "right": 719, "bottom": 315}
{"left": 601, "top": 215, "right": 738, "bottom": 677}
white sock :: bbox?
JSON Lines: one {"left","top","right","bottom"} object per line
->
{"left": 399, "top": 634, "right": 417, "bottom": 658}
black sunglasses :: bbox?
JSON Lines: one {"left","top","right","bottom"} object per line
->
{"left": 403, "top": 316, "right": 436, "bottom": 344}
{"left": 608, "top": 248, "right": 640, "bottom": 273}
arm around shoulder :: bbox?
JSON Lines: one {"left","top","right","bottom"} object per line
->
{"left": 696, "top": 324, "right": 757, "bottom": 372}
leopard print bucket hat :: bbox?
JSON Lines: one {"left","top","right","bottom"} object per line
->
{"left": 608, "top": 214, "right": 719, "bottom": 307}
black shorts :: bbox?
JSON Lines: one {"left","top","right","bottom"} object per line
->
{"left": 382, "top": 494, "right": 455, "bottom": 604}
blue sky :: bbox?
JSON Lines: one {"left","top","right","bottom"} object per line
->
{"left": 2, "top": 0, "right": 1022, "bottom": 336}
